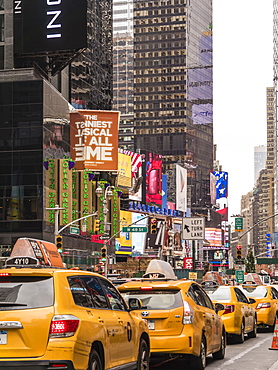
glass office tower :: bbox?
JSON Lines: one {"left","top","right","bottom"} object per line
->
{"left": 133, "top": 0, "right": 213, "bottom": 208}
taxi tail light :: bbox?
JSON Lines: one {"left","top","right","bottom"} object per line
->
{"left": 223, "top": 305, "right": 235, "bottom": 314}
{"left": 256, "top": 302, "right": 271, "bottom": 309}
{"left": 182, "top": 301, "right": 193, "bottom": 324}
{"left": 49, "top": 315, "right": 80, "bottom": 338}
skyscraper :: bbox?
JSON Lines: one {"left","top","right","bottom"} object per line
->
{"left": 132, "top": 0, "right": 213, "bottom": 209}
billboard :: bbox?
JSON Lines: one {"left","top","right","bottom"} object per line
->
{"left": 204, "top": 228, "right": 222, "bottom": 248}
{"left": 131, "top": 213, "right": 148, "bottom": 255}
{"left": 117, "top": 153, "right": 132, "bottom": 188}
{"left": 119, "top": 149, "right": 143, "bottom": 201}
{"left": 115, "top": 211, "right": 132, "bottom": 254}
{"left": 176, "top": 164, "right": 187, "bottom": 212}
{"left": 14, "top": 0, "right": 87, "bottom": 54}
{"left": 70, "top": 110, "right": 120, "bottom": 171}
{"left": 146, "top": 152, "right": 162, "bottom": 205}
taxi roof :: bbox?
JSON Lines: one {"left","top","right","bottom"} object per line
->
{"left": 143, "top": 259, "right": 178, "bottom": 280}
{"left": 4, "top": 238, "right": 64, "bottom": 269}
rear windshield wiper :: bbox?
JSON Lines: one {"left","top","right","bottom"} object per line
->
{"left": 0, "top": 302, "right": 27, "bottom": 306}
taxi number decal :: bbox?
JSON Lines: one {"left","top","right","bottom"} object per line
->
{"left": 0, "top": 331, "right": 7, "bottom": 345}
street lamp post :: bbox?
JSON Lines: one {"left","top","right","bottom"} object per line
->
{"left": 95, "top": 185, "right": 114, "bottom": 276}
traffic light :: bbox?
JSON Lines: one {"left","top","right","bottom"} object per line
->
{"left": 101, "top": 247, "right": 107, "bottom": 261}
{"left": 94, "top": 219, "right": 100, "bottom": 232}
{"left": 56, "top": 235, "right": 63, "bottom": 252}
{"left": 150, "top": 218, "right": 157, "bottom": 234}
{"left": 236, "top": 245, "right": 242, "bottom": 260}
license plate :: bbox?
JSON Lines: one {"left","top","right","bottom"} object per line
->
{"left": 148, "top": 321, "right": 155, "bottom": 330}
{"left": 0, "top": 331, "right": 7, "bottom": 344}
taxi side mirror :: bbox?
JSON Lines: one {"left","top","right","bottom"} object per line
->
{"left": 128, "top": 297, "right": 142, "bottom": 311}
{"left": 248, "top": 298, "right": 256, "bottom": 304}
{"left": 214, "top": 303, "right": 224, "bottom": 313}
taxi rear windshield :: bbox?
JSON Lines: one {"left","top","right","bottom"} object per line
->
{"left": 241, "top": 286, "right": 268, "bottom": 298}
{"left": 0, "top": 276, "right": 53, "bottom": 310}
{"left": 121, "top": 290, "right": 183, "bottom": 310}
{"left": 207, "top": 287, "right": 231, "bottom": 301}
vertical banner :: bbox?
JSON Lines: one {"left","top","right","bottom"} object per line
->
{"left": 162, "top": 174, "right": 168, "bottom": 210}
{"left": 176, "top": 164, "right": 187, "bottom": 213}
{"left": 45, "top": 159, "right": 58, "bottom": 225}
{"left": 72, "top": 169, "right": 79, "bottom": 226}
{"left": 70, "top": 110, "right": 120, "bottom": 171}
{"left": 80, "top": 170, "right": 93, "bottom": 232}
{"left": 59, "top": 158, "right": 72, "bottom": 226}
{"left": 111, "top": 188, "right": 120, "bottom": 237}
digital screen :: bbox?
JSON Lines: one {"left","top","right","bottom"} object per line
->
{"left": 14, "top": 0, "right": 87, "bottom": 54}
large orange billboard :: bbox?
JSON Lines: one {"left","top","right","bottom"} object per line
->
{"left": 70, "top": 110, "right": 120, "bottom": 171}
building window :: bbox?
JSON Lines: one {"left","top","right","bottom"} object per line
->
{"left": 0, "top": 46, "right": 3, "bottom": 69}
{"left": 0, "top": 15, "right": 3, "bottom": 42}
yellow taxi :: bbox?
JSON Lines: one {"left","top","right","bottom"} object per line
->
{"left": 240, "top": 284, "right": 278, "bottom": 331}
{"left": 118, "top": 260, "right": 226, "bottom": 370}
{"left": 0, "top": 238, "right": 150, "bottom": 370}
{"left": 201, "top": 283, "right": 257, "bottom": 343}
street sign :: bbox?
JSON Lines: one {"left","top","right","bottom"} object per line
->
{"left": 70, "top": 226, "right": 80, "bottom": 235}
{"left": 235, "top": 270, "right": 244, "bottom": 284}
{"left": 182, "top": 217, "right": 205, "bottom": 240}
{"left": 122, "top": 227, "right": 148, "bottom": 233}
{"left": 99, "top": 236, "right": 110, "bottom": 240}
{"left": 235, "top": 217, "right": 243, "bottom": 232}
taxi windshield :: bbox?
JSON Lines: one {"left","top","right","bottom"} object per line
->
{"left": 241, "top": 286, "right": 268, "bottom": 298}
{"left": 0, "top": 276, "right": 54, "bottom": 310}
{"left": 206, "top": 286, "right": 231, "bottom": 301}
{"left": 121, "top": 290, "right": 183, "bottom": 310}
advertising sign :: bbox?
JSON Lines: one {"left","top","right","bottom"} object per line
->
{"left": 14, "top": 0, "right": 87, "bottom": 54}
{"left": 115, "top": 211, "right": 132, "bottom": 254}
{"left": 146, "top": 152, "right": 162, "bottom": 205}
{"left": 176, "top": 164, "right": 187, "bottom": 212}
{"left": 183, "top": 257, "right": 193, "bottom": 269}
{"left": 117, "top": 153, "right": 132, "bottom": 188}
{"left": 204, "top": 228, "right": 222, "bottom": 248}
{"left": 70, "top": 110, "right": 120, "bottom": 171}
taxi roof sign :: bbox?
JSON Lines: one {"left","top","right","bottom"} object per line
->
{"left": 143, "top": 260, "right": 177, "bottom": 280}
{"left": 5, "top": 238, "right": 64, "bottom": 268}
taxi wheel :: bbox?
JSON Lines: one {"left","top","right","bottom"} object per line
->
{"left": 137, "top": 339, "right": 150, "bottom": 370}
{"left": 87, "top": 349, "right": 102, "bottom": 370}
{"left": 235, "top": 321, "right": 245, "bottom": 344}
{"left": 248, "top": 317, "right": 257, "bottom": 338}
{"left": 212, "top": 330, "right": 226, "bottom": 360}
{"left": 190, "top": 336, "right": 206, "bottom": 370}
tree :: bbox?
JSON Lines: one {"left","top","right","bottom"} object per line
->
{"left": 245, "top": 249, "right": 256, "bottom": 273}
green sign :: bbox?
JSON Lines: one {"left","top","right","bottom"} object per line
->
{"left": 122, "top": 227, "right": 148, "bottom": 233}
{"left": 235, "top": 270, "right": 244, "bottom": 284}
{"left": 70, "top": 226, "right": 80, "bottom": 235}
{"left": 235, "top": 217, "right": 243, "bottom": 232}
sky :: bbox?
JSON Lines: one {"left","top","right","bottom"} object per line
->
{"left": 213, "top": 1, "right": 274, "bottom": 218}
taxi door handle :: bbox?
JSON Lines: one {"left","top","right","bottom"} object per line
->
{"left": 98, "top": 318, "right": 104, "bottom": 323}
{"left": 118, "top": 319, "right": 124, "bottom": 324}
{"left": 211, "top": 315, "right": 215, "bottom": 320}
